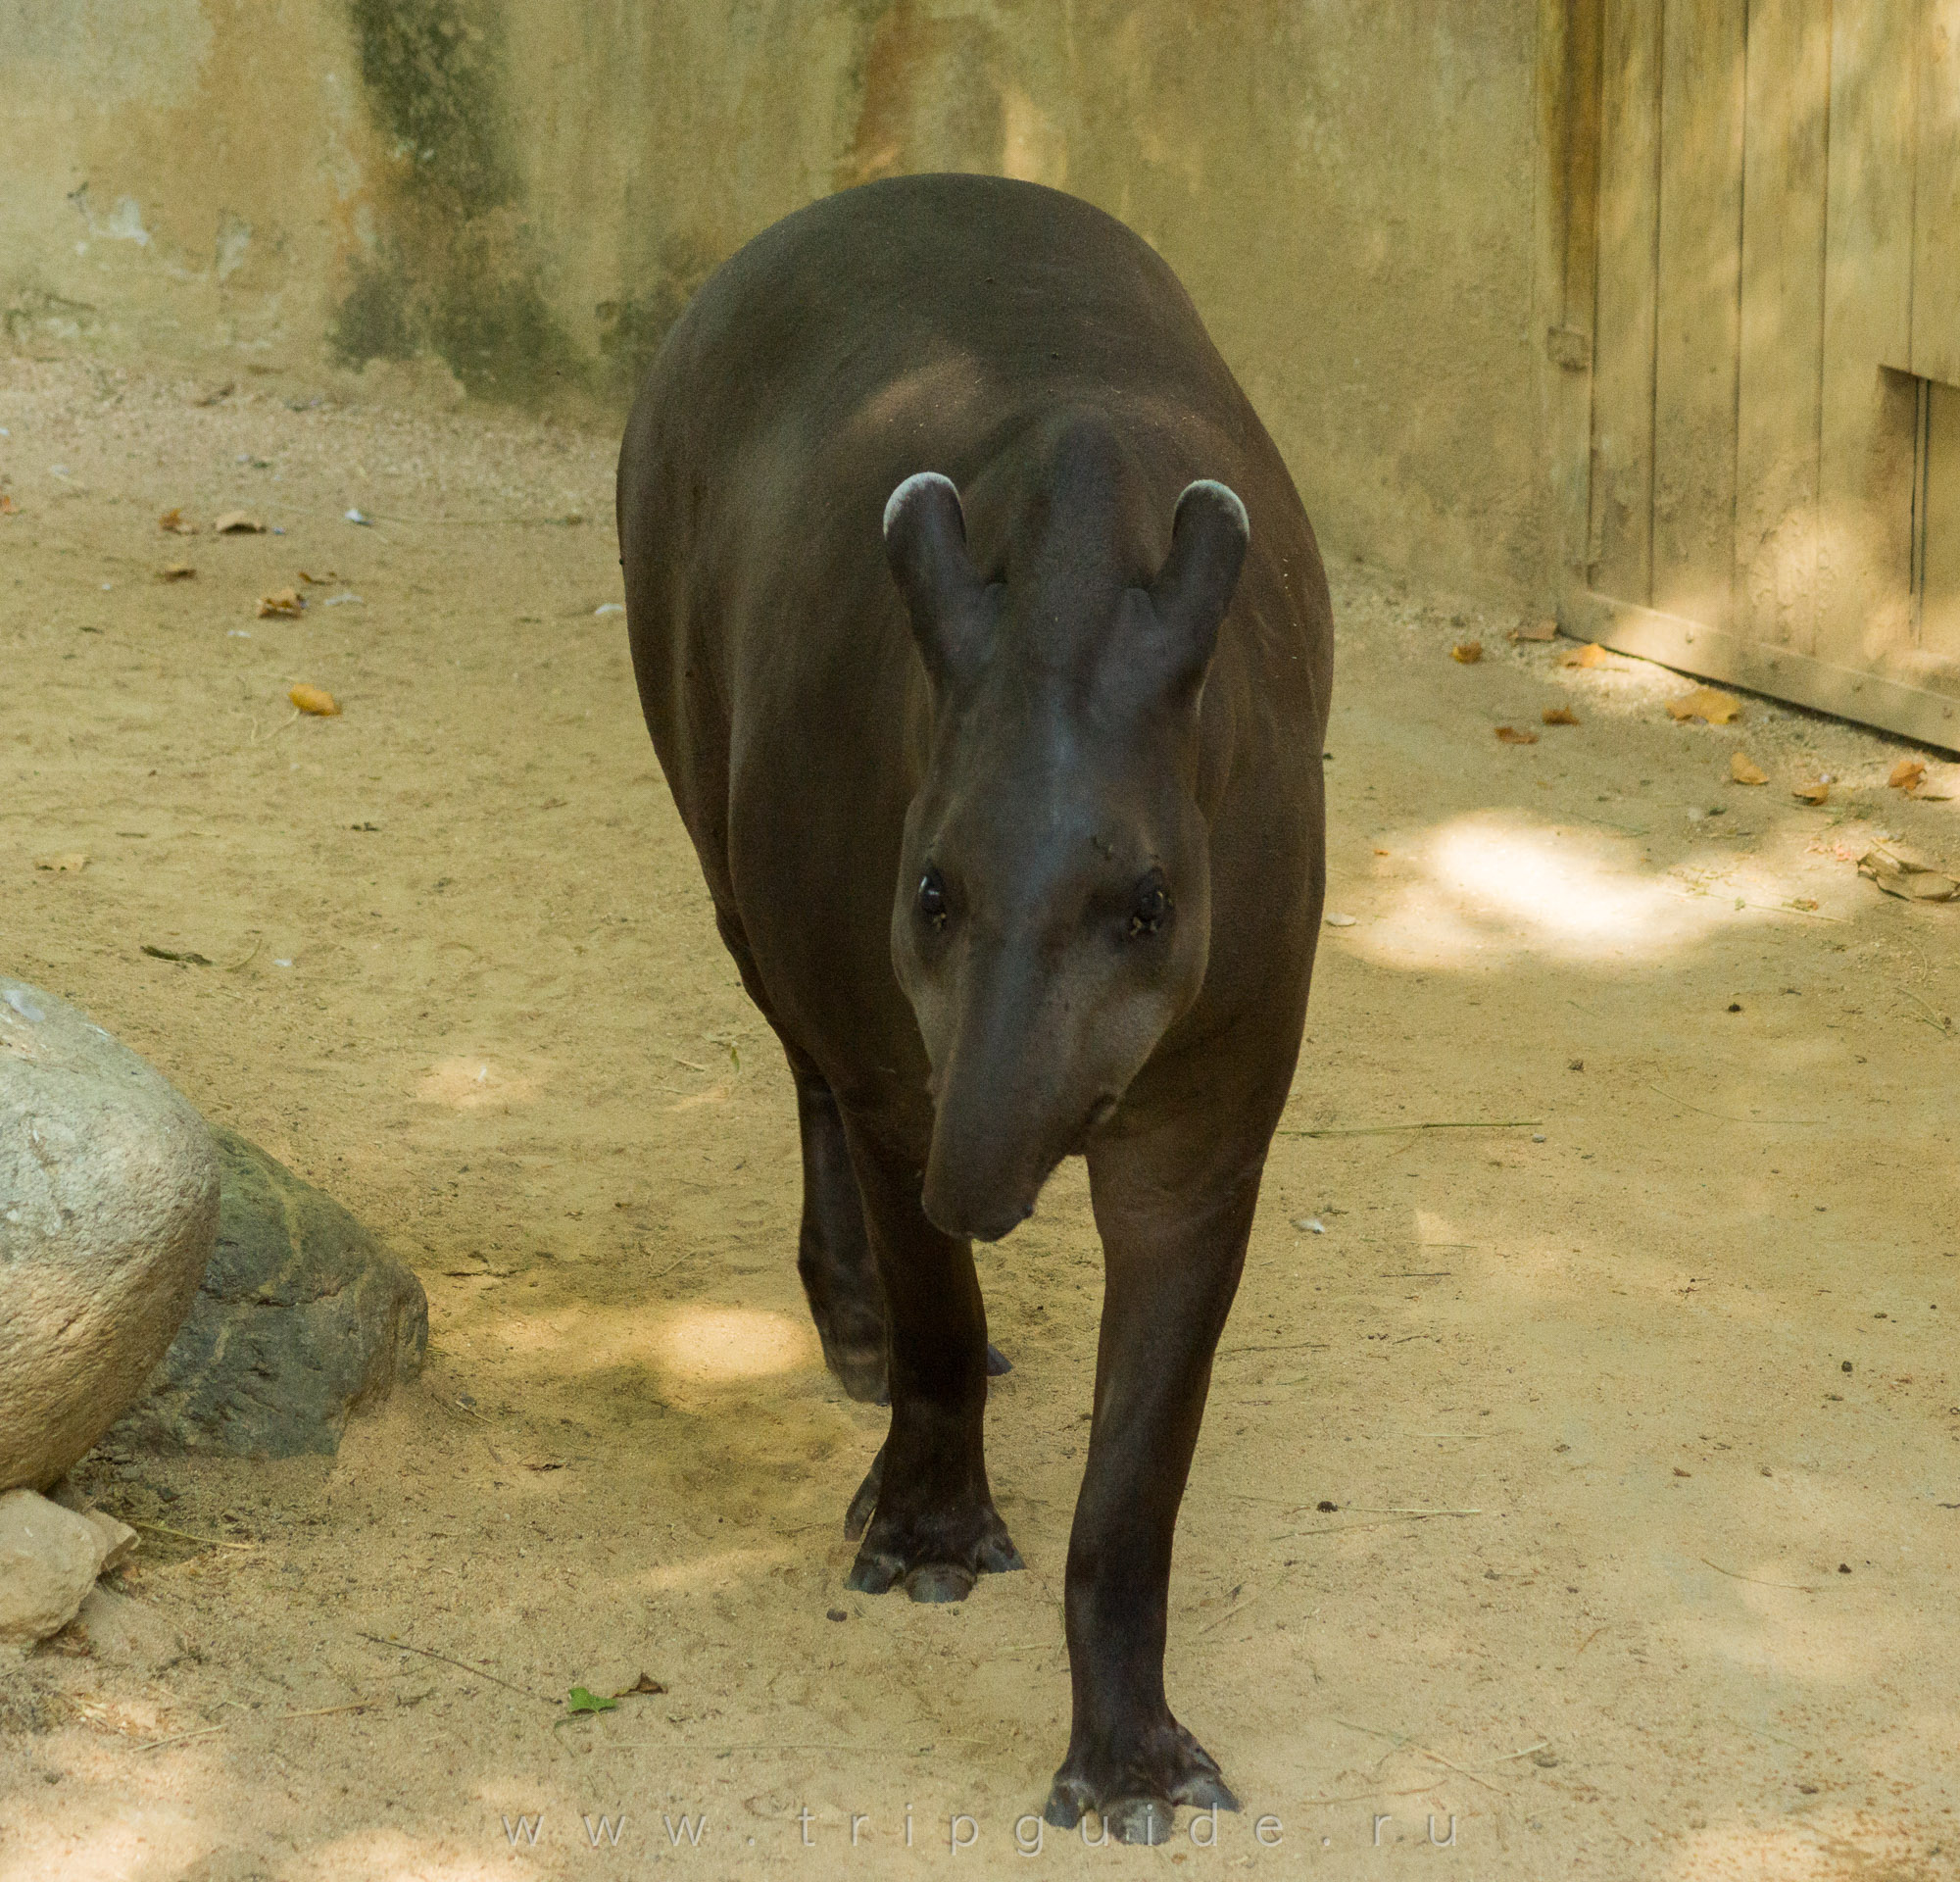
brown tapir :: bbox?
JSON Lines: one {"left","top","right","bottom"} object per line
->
{"left": 617, "top": 173, "right": 1331, "bottom": 1843}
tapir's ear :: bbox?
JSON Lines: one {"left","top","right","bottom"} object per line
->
{"left": 1146, "top": 479, "right": 1250, "bottom": 686}
{"left": 884, "top": 472, "right": 984, "bottom": 677}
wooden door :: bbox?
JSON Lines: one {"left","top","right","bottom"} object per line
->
{"left": 1571, "top": 0, "right": 1960, "bottom": 752}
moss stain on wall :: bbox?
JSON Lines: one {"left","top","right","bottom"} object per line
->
{"left": 335, "top": 0, "right": 578, "bottom": 399}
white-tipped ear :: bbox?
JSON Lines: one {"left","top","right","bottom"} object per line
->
{"left": 883, "top": 471, "right": 984, "bottom": 681}
{"left": 884, "top": 470, "right": 962, "bottom": 542}
{"left": 1145, "top": 479, "right": 1250, "bottom": 689}
{"left": 1177, "top": 478, "right": 1249, "bottom": 544}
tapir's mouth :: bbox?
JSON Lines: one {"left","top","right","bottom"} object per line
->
{"left": 923, "top": 1089, "right": 1123, "bottom": 1243}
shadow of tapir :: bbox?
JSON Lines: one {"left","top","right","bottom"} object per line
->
{"left": 617, "top": 173, "right": 1331, "bottom": 1844}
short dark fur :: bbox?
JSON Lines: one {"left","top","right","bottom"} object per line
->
{"left": 618, "top": 173, "right": 1332, "bottom": 1843}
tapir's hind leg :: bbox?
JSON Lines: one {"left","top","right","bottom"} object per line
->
{"left": 836, "top": 1113, "right": 1021, "bottom": 1603}
{"left": 787, "top": 1057, "right": 890, "bottom": 1403}
{"left": 710, "top": 905, "right": 890, "bottom": 1401}
{"left": 710, "top": 905, "right": 1007, "bottom": 1407}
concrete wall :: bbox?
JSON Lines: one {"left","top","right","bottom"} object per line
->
{"left": 0, "top": 0, "right": 1557, "bottom": 601}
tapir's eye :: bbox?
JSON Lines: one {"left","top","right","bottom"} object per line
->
{"left": 1128, "top": 877, "right": 1171, "bottom": 939}
{"left": 917, "top": 867, "right": 950, "bottom": 931}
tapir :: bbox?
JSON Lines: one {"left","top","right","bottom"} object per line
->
{"left": 617, "top": 173, "right": 1331, "bottom": 1843}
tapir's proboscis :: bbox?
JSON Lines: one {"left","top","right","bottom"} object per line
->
{"left": 617, "top": 173, "right": 1331, "bottom": 1843}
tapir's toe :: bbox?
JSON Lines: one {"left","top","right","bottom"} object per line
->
{"left": 1102, "top": 1799, "right": 1176, "bottom": 1846}
{"left": 1171, "top": 1770, "right": 1240, "bottom": 1811}
{"left": 1042, "top": 1719, "right": 1237, "bottom": 1842}
{"left": 903, "top": 1562, "right": 975, "bottom": 1603}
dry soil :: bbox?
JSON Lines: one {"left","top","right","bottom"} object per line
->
{"left": 2, "top": 356, "right": 1957, "bottom": 1882}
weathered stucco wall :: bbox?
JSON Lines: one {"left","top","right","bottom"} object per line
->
{"left": 0, "top": 0, "right": 1553, "bottom": 599}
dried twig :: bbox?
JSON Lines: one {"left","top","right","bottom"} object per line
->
{"left": 354, "top": 1631, "right": 550, "bottom": 1705}
{"left": 137, "top": 1723, "right": 228, "bottom": 1753}
{"left": 1276, "top": 1119, "right": 1542, "bottom": 1139}
{"left": 1643, "top": 1084, "right": 1824, "bottom": 1126}
{"left": 124, "top": 1518, "right": 257, "bottom": 1553}
{"left": 1697, "top": 1556, "right": 1820, "bottom": 1594}
{"left": 1331, "top": 1718, "right": 1497, "bottom": 1791}
{"left": 136, "top": 1701, "right": 371, "bottom": 1753}
{"left": 1199, "top": 1588, "right": 1265, "bottom": 1634}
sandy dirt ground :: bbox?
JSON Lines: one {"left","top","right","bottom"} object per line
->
{"left": 2, "top": 355, "right": 1958, "bottom": 1882}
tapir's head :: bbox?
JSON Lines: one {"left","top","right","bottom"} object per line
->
{"left": 882, "top": 445, "right": 1250, "bottom": 1241}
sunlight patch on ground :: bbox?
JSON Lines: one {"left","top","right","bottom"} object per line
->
{"left": 415, "top": 1056, "right": 541, "bottom": 1110}
{"left": 1668, "top": 1814, "right": 1926, "bottom": 1882}
{"left": 633, "top": 1543, "right": 797, "bottom": 1594}
{"left": 498, "top": 1302, "right": 819, "bottom": 1386}
{"left": 1348, "top": 813, "right": 1775, "bottom": 970}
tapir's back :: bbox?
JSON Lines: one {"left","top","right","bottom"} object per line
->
{"left": 617, "top": 174, "right": 1330, "bottom": 1095}
{"left": 618, "top": 172, "right": 1326, "bottom": 798}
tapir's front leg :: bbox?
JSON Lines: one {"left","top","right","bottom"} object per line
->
{"left": 1045, "top": 1129, "right": 1265, "bottom": 1845}
{"left": 837, "top": 1114, "right": 1023, "bottom": 1602}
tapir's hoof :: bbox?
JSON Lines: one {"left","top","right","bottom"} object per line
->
{"left": 825, "top": 1340, "right": 889, "bottom": 1405}
{"left": 845, "top": 1498, "right": 1022, "bottom": 1600}
{"left": 985, "top": 1342, "right": 1011, "bottom": 1377}
{"left": 1042, "top": 1722, "right": 1237, "bottom": 1842}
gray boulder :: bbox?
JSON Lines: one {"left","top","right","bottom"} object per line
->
{"left": 111, "top": 1127, "right": 427, "bottom": 1457}
{"left": 0, "top": 979, "right": 220, "bottom": 1493}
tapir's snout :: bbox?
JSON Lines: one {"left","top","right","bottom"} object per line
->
{"left": 914, "top": 987, "right": 1085, "bottom": 1243}
{"left": 921, "top": 1175, "right": 1035, "bottom": 1245}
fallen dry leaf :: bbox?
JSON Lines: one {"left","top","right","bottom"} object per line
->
{"left": 1792, "top": 779, "right": 1830, "bottom": 805}
{"left": 1859, "top": 843, "right": 1959, "bottom": 903}
{"left": 296, "top": 570, "right": 339, "bottom": 585}
{"left": 257, "top": 588, "right": 305, "bottom": 619}
{"left": 214, "top": 511, "right": 266, "bottom": 534}
{"left": 1889, "top": 759, "right": 1928, "bottom": 793}
{"left": 614, "top": 1672, "right": 667, "bottom": 1698}
{"left": 159, "top": 508, "right": 197, "bottom": 534}
{"left": 1511, "top": 618, "right": 1558, "bottom": 642}
{"left": 289, "top": 683, "right": 340, "bottom": 717}
{"left": 1564, "top": 641, "right": 1610, "bottom": 669}
{"left": 1451, "top": 640, "right": 1484, "bottom": 664}
{"left": 157, "top": 563, "right": 196, "bottom": 582}
{"left": 1494, "top": 725, "right": 1539, "bottom": 745}
{"left": 1789, "top": 897, "right": 1819, "bottom": 911}
{"left": 1666, "top": 687, "right": 1742, "bottom": 724}
{"left": 0, "top": 495, "right": 18, "bottom": 516}
{"left": 1542, "top": 707, "right": 1579, "bottom": 726}
{"left": 33, "top": 853, "right": 88, "bottom": 873}
{"left": 1730, "top": 752, "right": 1769, "bottom": 785}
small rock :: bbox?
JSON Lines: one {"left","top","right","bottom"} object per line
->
{"left": 47, "top": 1481, "right": 140, "bottom": 1570}
{"left": 0, "top": 1489, "right": 108, "bottom": 1642}
{"left": 111, "top": 1127, "right": 427, "bottom": 1459}
{"left": 1, "top": 978, "right": 220, "bottom": 1492}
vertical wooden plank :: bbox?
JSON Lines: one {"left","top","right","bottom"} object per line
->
{"left": 1817, "top": 0, "right": 1919, "bottom": 665}
{"left": 1923, "top": 382, "right": 1960, "bottom": 657}
{"left": 1914, "top": 0, "right": 1960, "bottom": 387}
{"left": 1543, "top": 0, "right": 1605, "bottom": 597}
{"left": 1588, "top": 0, "right": 1662, "bottom": 604}
{"left": 1734, "top": 0, "right": 1832, "bottom": 655}
{"left": 1650, "top": 0, "right": 1746, "bottom": 630}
